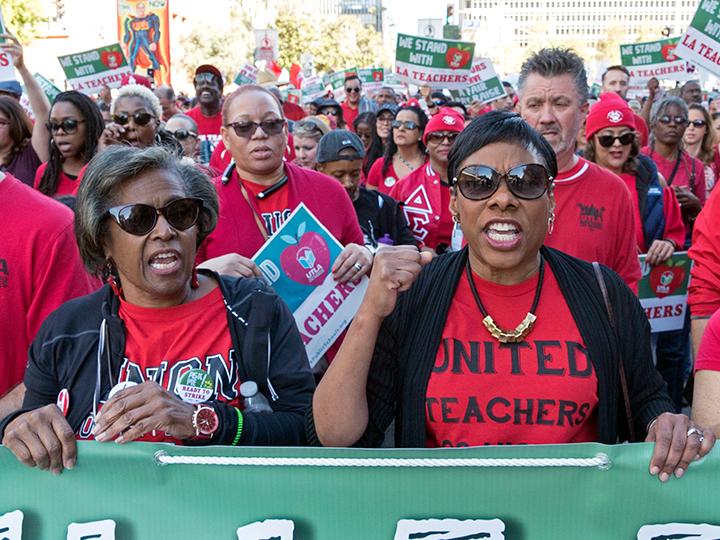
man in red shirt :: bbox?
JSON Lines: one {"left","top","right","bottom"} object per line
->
{"left": 518, "top": 48, "right": 641, "bottom": 292}
{"left": 186, "top": 64, "right": 224, "bottom": 165}
{"left": 341, "top": 75, "right": 362, "bottom": 132}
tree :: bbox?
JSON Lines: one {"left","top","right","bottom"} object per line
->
{"left": 2, "top": 0, "right": 46, "bottom": 43}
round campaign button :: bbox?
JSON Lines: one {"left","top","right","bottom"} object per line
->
{"left": 175, "top": 369, "right": 214, "bottom": 404}
{"left": 108, "top": 381, "right": 138, "bottom": 400}
{"left": 56, "top": 388, "right": 70, "bottom": 417}
{"left": 384, "top": 177, "right": 396, "bottom": 188}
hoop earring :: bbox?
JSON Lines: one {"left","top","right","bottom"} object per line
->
{"left": 547, "top": 212, "right": 555, "bottom": 235}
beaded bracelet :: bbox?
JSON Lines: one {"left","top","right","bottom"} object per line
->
{"left": 232, "top": 407, "right": 243, "bottom": 446}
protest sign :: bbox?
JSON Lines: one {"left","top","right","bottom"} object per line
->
{"left": 450, "top": 58, "right": 506, "bottom": 104}
{"left": 638, "top": 252, "right": 692, "bottom": 333}
{"left": 0, "top": 6, "right": 7, "bottom": 41}
{"left": 395, "top": 33, "right": 475, "bottom": 89}
{"left": 301, "top": 75, "right": 325, "bottom": 103}
{"left": 282, "top": 86, "right": 302, "bottom": 105}
{"left": 327, "top": 67, "right": 357, "bottom": 102}
{"left": 254, "top": 29, "right": 278, "bottom": 62}
{"left": 358, "top": 67, "right": 385, "bottom": 92}
{"left": 620, "top": 38, "right": 696, "bottom": 98}
{"left": 234, "top": 63, "right": 258, "bottom": 85}
{"left": 58, "top": 44, "right": 131, "bottom": 95}
{"left": 117, "top": 0, "right": 171, "bottom": 86}
{"left": 253, "top": 204, "right": 368, "bottom": 366}
{"left": 33, "top": 73, "right": 62, "bottom": 102}
{"left": 2, "top": 441, "right": 720, "bottom": 538}
{"left": 0, "top": 49, "right": 13, "bottom": 83}
{"left": 675, "top": 0, "right": 720, "bottom": 78}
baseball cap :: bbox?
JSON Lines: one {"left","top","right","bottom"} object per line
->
{"left": 316, "top": 130, "right": 366, "bottom": 163}
{"left": 377, "top": 102, "right": 399, "bottom": 116}
{"left": 294, "top": 116, "right": 331, "bottom": 137}
{"left": 0, "top": 80, "right": 22, "bottom": 97}
{"left": 194, "top": 64, "right": 223, "bottom": 87}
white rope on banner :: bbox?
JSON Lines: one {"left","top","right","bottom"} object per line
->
{"left": 154, "top": 451, "right": 612, "bottom": 470}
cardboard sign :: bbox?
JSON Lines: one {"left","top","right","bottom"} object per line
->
{"left": 394, "top": 33, "right": 475, "bottom": 89}
{"left": 638, "top": 252, "right": 692, "bottom": 333}
{"left": 57, "top": 44, "right": 131, "bottom": 95}
{"left": 252, "top": 204, "right": 368, "bottom": 366}
{"left": 675, "top": 0, "right": 720, "bottom": 78}
{"left": 117, "top": 0, "right": 171, "bottom": 86}
{"left": 620, "top": 38, "right": 696, "bottom": 98}
{"left": 450, "top": 58, "right": 506, "bottom": 104}
{"left": 234, "top": 63, "right": 258, "bottom": 86}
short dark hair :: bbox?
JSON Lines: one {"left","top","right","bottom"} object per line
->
{"left": 447, "top": 111, "right": 557, "bottom": 183}
{"left": 445, "top": 101, "right": 468, "bottom": 115}
{"left": 518, "top": 47, "right": 588, "bottom": 103}
{"left": 344, "top": 74, "right": 361, "bottom": 85}
{"left": 601, "top": 65, "right": 630, "bottom": 82}
{"left": 221, "top": 85, "right": 284, "bottom": 124}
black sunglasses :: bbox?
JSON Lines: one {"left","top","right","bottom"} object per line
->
{"left": 320, "top": 108, "right": 340, "bottom": 117}
{"left": 689, "top": 119, "right": 707, "bottom": 128}
{"left": 658, "top": 115, "right": 688, "bottom": 125}
{"left": 112, "top": 111, "right": 156, "bottom": 126}
{"left": 225, "top": 119, "right": 285, "bottom": 138}
{"left": 46, "top": 119, "right": 85, "bottom": 134}
{"left": 106, "top": 197, "right": 203, "bottom": 236}
{"left": 427, "top": 132, "right": 459, "bottom": 144}
{"left": 345, "top": 87, "right": 361, "bottom": 93}
{"left": 454, "top": 164, "right": 553, "bottom": 201}
{"left": 392, "top": 120, "right": 418, "bottom": 130}
{"left": 170, "top": 129, "right": 198, "bottom": 141}
{"left": 596, "top": 132, "right": 635, "bottom": 148}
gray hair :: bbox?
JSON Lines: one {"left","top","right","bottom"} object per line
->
{"left": 167, "top": 113, "right": 198, "bottom": 132}
{"left": 112, "top": 84, "right": 163, "bottom": 120}
{"left": 650, "top": 95, "right": 689, "bottom": 127}
{"left": 75, "top": 146, "right": 219, "bottom": 276}
{"left": 518, "top": 48, "right": 589, "bottom": 103}
{"left": 154, "top": 85, "right": 175, "bottom": 101}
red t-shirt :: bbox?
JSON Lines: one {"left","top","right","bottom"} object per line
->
{"left": 33, "top": 163, "right": 81, "bottom": 197}
{"left": 209, "top": 134, "right": 297, "bottom": 178}
{"left": 689, "top": 187, "right": 720, "bottom": 316}
{"left": 341, "top": 101, "right": 359, "bottom": 131}
{"left": 366, "top": 158, "right": 400, "bottom": 195}
{"left": 544, "top": 158, "right": 641, "bottom": 292}
{"left": 242, "top": 176, "right": 291, "bottom": 236}
{"left": 186, "top": 107, "right": 223, "bottom": 165}
{"left": 641, "top": 147, "right": 707, "bottom": 206}
{"left": 0, "top": 173, "right": 99, "bottom": 395}
{"left": 695, "top": 308, "right": 720, "bottom": 372}
{"left": 425, "top": 266, "right": 598, "bottom": 447}
{"left": 76, "top": 287, "right": 239, "bottom": 443}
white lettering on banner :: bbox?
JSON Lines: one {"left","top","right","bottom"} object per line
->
{"left": 236, "top": 519, "right": 294, "bottom": 539}
{"left": 701, "top": 0, "right": 719, "bottom": 14}
{"left": 393, "top": 518, "right": 506, "bottom": 540}
{"left": 637, "top": 523, "right": 720, "bottom": 539}
{"left": 66, "top": 519, "right": 116, "bottom": 540}
{"left": 0, "top": 510, "right": 23, "bottom": 540}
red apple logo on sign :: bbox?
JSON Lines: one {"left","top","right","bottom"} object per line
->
{"left": 648, "top": 258, "right": 686, "bottom": 298}
{"left": 445, "top": 45, "right": 472, "bottom": 70}
{"left": 279, "top": 222, "right": 330, "bottom": 286}
{"left": 661, "top": 43, "right": 678, "bottom": 62}
{"left": 101, "top": 51, "right": 122, "bottom": 69}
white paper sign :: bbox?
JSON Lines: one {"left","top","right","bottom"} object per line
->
{"left": 236, "top": 519, "right": 294, "bottom": 539}
{"left": 66, "top": 519, "right": 116, "bottom": 540}
{"left": 394, "top": 518, "right": 506, "bottom": 540}
{"left": 0, "top": 510, "right": 24, "bottom": 540}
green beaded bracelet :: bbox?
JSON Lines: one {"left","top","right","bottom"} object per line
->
{"left": 232, "top": 407, "right": 243, "bottom": 446}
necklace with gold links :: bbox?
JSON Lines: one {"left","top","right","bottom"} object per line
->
{"left": 465, "top": 256, "right": 545, "bottom": 343}
{"left": 397, "top": 153, "right": 421, "bottom": 170}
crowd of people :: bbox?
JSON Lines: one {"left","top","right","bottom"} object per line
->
{"left": 2, "top": 29, "right": 720, "bottom": 483}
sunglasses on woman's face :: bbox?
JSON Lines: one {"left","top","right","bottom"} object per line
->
{"left": 596, "top": 132, "right": 635, "bottom": 148}
{"left": 427, "top": 132, "right": 459, "bottom": 144}
{"left": 46, "top": 119, "right": 85, "bottom": 134}
{"left": 106, "top": 197, "right": 203, "bottom": 236}
{"left": 689, "top": 119, "right": 707, "bottom": 128}
{"left": 657, "top": 115, "right": 688, "bottom": 126}
{"left": 454, "top": 163, "right": 552, "bottom": 201}
{"left": 392, "top": 120, "right": 418, "bottom": 130}
{"left": 224, "top": 118, "right": 285, "bottom": 138}
{"left": 112, "top": 111, "right": 156, "bottom": 126}
{"left": 169, "top": 129, "right": 198, "bottom": 141}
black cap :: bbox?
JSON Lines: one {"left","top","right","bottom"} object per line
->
{"left": 377, "top": 102, "right": 399, "bottom": 116}
{"left": 316, "top": 130, "right": 365, "bottom": 163}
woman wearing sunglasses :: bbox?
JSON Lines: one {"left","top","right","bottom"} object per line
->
{"left": 165, "top": 113, "right": 200, "bottom": 162}
{"left": 308, "top": 112, "right": 715, "bottom": 480}
{"left": 583, "top": 94, "right": 684, "bottom": 267}
{"left": 366, "top": 105, "right": 428, "bottom": 195}
{"left": 389, "top": 108, "right": 465, "bottom": 253}
{"left": 34, "top": 91, "right": 105, "bottom": 198}
{"left": 0, "top": 146, "right": 315, "bottom": 474}
{"left": 683, "top": 104, "right": 717, "bottom": 193}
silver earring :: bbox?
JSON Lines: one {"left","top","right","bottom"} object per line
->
{"left": 547, "top": 212, "right": 555, "bottom": 235}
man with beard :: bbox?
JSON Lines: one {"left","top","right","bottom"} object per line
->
{"left": 186, "top": 65, "right": 223, "bottom": 164}
{"left": 518, "top": 48, "right": 640, "bottom": 291}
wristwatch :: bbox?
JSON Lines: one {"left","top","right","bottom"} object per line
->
{"left": 192, "top": 404, "right": 219, "bottom": 439}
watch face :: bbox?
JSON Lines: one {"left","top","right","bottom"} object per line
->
{"left": 195, "top": 406, "right": 219, "bottom": 436}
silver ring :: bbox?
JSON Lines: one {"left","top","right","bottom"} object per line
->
{"left": 353, "top": 262, "right": 363, "bottom": 272}
{"left": 687, "top": 427, "right": 703, "bottom": 439}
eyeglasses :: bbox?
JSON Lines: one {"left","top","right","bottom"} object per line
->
{"left": 320, "top": 108, "right": 340, "bottom": 117}
{"left": 194, "top": 72, "right": 219, "bottom": 85}
{"left": 106, "top": 197, "right": 203, "bottom": 236}
{"left": 112, "top": 111, "right": 155, "bottom": 126}
{"left": 392, "top": 120, "right": 418, "bottom": 130}
{"left": 427, "top": 132, "right": 459, "bottom": 144}
{"left": 454, "top": 163, "right": 552, "bottom": 201}
{"left": 657, "top": 115, "right": 688, "bottom": 125}
{"left": 596, "top": 132, "right": 635, "bottom": 148}
{"left": 46, "top": 119, "right": 85, "bottom": 134}
{"left": 345, "top": 87, "right": 361, "bottom": 93}
{"left": 431, "top": 99, "right": 445, "bottom": 107}
{"left": 169, "top": 129, "right": 198, "bottom": 141}
{"left": 689, "top": 119, "right": 707, "bottom": 128}
{"left": 224, "top": 119, "right": 285, "bottom": 138}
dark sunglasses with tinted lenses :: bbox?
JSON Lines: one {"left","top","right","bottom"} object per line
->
{"left": 112, "top": 111, "right": 155, "bottom": 126}
{"left": 427, "top": 132, "right": 459, "bottom": 144}
{"left": 392, "top": 120, "right": 418, "bottom": 130}
{"left": 106, "top": 197, "right": 203, "bottom": 236}
{"left": 225, "top": 119, "right": 286, "bottom": 138}
{"left": 46, "top": 119, "right": 85, "bottom": 134}
{"left": 657, "top": 115, "right": 688, "bottom": 125}
{"left": 689, "top": 119, "right": 707, "bottom": 128}
{"left": 345, "top": 87, "right": 361, "bottom": 93}
{"left": 596, "top": 132, "right": 635, "bottom": 148}
{"left": 170, "top": 129, "right": 198, "bottom": 141}
{"left": 454, "top": 163, "right": 552, "bottom": 201}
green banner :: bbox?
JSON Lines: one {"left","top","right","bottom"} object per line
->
{"left": 1, "top": 441, "right": 719, "bottom": 538}
{"left": 676, "top": 0, "right": 720, "bottom": 78}
{"left": 301, "top": 75, "right": 325, "bottom": 104}
{"left": 638, "top": 252, "right": 692, "bottom": 333}
{"left": 57, "top": 43, "right": 132, "bottom": 95}
{"left": 327, "top": 68, "right": 357, "bottom": 101}
{"left": 620, "top": 37, "right": 694, "bottom": 82}
{"left": 233, "top": 63, "right": 258, "bottom": 86}
{"left": 357, "top": 67, "right": 384, "bottom": 91}
{"left": 33, "top": 73, "right": 62, "bottom": 102}
{"left": 450, "top": 58, "right": 505, "bottom": 105}
{"left": 395, "top": 33, "right": 475, "bottom": 89}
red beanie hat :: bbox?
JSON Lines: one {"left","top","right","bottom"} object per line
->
{"left": 120, "top": 73, "right": 153, "bottom": 89}
{"left": 585, "top": 93, "right": 635, "bottom": 139}
{"left": 422, "top": 107, "right": 465, "bottom": 144}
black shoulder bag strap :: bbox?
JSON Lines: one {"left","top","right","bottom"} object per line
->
{"left": 665, "top": 150, "right": 683, "bottom": 187}
{"left": 592, "top": 262, "right": 636, "bottom": 441}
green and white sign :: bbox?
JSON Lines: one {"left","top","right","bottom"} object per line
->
{"left": 34, "top": 73, "right": 62, "bottom": 102}
{"left": 233, "top": 63, "right": 258, "bottom": 86}
{"left": 394, "top": 33, "right": 475, "bottom": 89}
{"left": 638, "top": 252, "right": 692, "bottom": 333}
{"left": 358, "top": 67, "right": 384, "bottom": 92}
{"left": 620, "top": 38, "right": 696, "bottom": 97}
{"left": 301, "top": 75, "right": 325, "bottom": 104}
{"left": 450, "top": 58, "right": 505, "bottom": 105}
{"left": 327, "top": 67, "right": 357, "bottom": 101}
{"left": 58, "top": 43, "right": 131, "bottom": 95}
{"left": 676, "top": 0, "right": 720, "bottom": 78}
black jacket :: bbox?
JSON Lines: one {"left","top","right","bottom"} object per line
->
{"left": 307, "top": 247, "right": 674, "bottom": 447}
{"left": 354, "top": 187, "right": 416, "bottom": 248}
{"left": 1, "top": 271, "right": 315, "bottom": 446}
